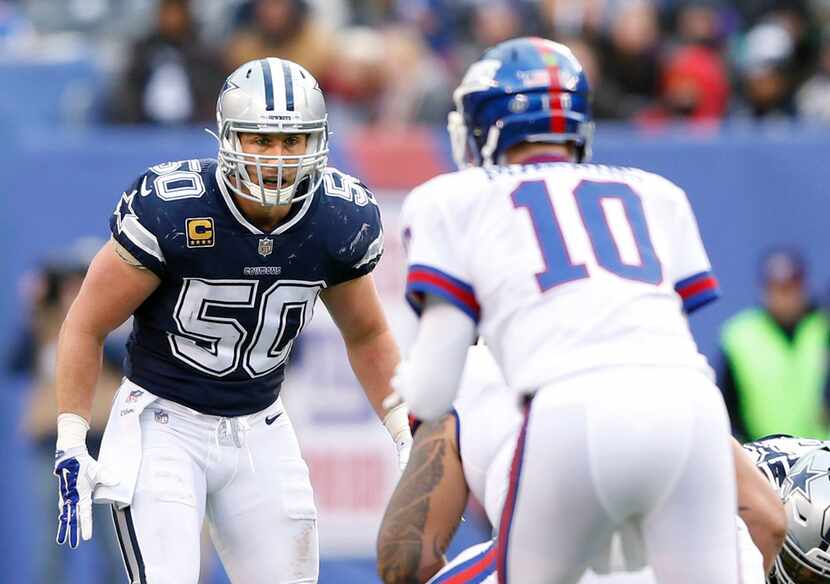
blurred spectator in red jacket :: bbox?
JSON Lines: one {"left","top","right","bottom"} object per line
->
{"left": 637, "top": 45, "right": 729, "bottom": 127}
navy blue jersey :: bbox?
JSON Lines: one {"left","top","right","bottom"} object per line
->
{"left": 110, "top": 159, "right": 383, "bottom": 415}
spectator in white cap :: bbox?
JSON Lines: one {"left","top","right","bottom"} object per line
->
{"left": 734, "top": 22, "right": 798, "bottom": 119}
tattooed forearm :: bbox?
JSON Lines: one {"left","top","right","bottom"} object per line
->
{"left": 432, "top": 533, "right": 448, "bottom": 561}
{"left": 377, "top": 419, "right": 450, "bottom": 584}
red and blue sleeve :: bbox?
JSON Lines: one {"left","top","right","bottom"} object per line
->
{"left": 427, "top": 541, "right": 497, "bottom": 584}
{"left": 406, "top": 264, "right": 481, "bottom": 323}
{"left": 674, "top": 271, "right": 720, "bottom": 314}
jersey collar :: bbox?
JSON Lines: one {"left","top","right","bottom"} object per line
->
{"left": 518, "top": 154, "right": 571, "bottom": 164}
{"left": 215, "top": 167, "right": 315, "bottom": 235}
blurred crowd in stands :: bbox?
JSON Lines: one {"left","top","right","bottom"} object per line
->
{"left": 2, "top": 0, "right": 830, "bottom": 128}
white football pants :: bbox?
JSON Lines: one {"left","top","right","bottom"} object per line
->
{"left": 103, "top": 388, "right": 318, "bottom": 584}
{"left": 496, "top": 366, "right": 738, "bottom": 584}
{"left": 429, "top": 519, "right": 765, "bottom": 584}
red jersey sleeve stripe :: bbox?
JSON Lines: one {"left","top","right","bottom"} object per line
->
{"left": 431, "top": 544, "right": 497, "bottom": 583}
{"left": 406, "top": 265, "right": 481, "bottom": 322}
{"left": 674, "top": 271, "right": 720, "bottom": 314}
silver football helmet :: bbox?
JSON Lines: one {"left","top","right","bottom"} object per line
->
{"left": 215, "top": 57, "right": 328, "bottom": 206}
{"left": 772, "top": 446, "right": 830, "bottom": 584}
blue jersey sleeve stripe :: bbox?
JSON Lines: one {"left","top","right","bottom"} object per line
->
{"left": 429, "top": 542, "right": 496, "bottom": 583}
{"left": 682, "top": 289, "right": 719, "bottom": 314}
{"left": 675, "top": 270, "right": 715, "bottom": 291}
{"left": 406, "top": 282, "right": 480, "bottom": 323}
{"left": 674, "top": 270, "right": 720, "bottom": 314}
{"left": 406, "top": 265, "right": 480, "bottom": 322}
{"left": 409, "top": 264, "right": 475, "bottom": 295}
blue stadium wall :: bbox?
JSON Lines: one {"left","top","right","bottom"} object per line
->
{"left": 2, "top": 123, "right": 829, "bottom": 582}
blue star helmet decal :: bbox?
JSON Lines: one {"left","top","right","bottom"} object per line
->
{"left": 218, "top": 79, "right": 240, "bottom": 117}
{"left": 786, "top": 461, "right": 830, "bottom": 503}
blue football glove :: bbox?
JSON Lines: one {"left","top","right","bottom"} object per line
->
{"left": 54, "top": 415, "right": 118, "bottom": 548}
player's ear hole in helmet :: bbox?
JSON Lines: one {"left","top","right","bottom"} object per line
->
{"left": 447, "top": 37, "right": 594, "bottom": 170}
{"left": 772, "top": 446, "right": 830, "bottom": 584}
{"left": 211, "top": 57, "right": 329, "bottom": 207}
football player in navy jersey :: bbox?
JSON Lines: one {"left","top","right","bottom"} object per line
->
{"left": 52, "top": 57, "right": 411, "bottom": 584}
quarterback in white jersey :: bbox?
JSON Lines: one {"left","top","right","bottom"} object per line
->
{"left": 379, "top": 346, "right": 662, "bottom": 584}
{"left": 392, "top": 38, "right": 738, "bottom": 584}
{"left": 380, "top": 346, "right": 783, "bottom": 584}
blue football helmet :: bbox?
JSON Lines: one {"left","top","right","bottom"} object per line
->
{"left": 448, "top": 37, "right": 593, "bottom": 169}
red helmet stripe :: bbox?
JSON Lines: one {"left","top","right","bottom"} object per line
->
{"left": 529, "top": 38, "right": 567, "bottom": 134}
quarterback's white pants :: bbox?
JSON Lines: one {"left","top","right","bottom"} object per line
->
{"left": 496, "top": 366, "right": 738, "bottom": 584}
{"left": 96, "top": 381, "right": 318, "bottom": 584}
{"left": 426, "top": 540, "right": 656, "bottom": 584}
{"left": 428, "top": 517, "right": 765, "bottom": 584}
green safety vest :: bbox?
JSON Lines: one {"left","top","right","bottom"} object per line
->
{"left": 721, "top": 308, "right": 829, "bottom": 440}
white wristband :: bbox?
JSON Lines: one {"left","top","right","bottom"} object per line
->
{"left": 56, "top": 413, "right": 90, "bottom": 451}
{"left": 383, "top": 403, "right": 410, "bottom": 441}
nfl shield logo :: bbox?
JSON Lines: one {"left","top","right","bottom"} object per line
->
{"left": 126, "top": 389, "right": 144, "bottom": 403}
{"left": 258, "top": 237, "right": 274, "bottom": 257}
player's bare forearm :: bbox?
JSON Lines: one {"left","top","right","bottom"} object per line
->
{"left": 344, "top": 327, "right": 400, "bottom": 418}
{"left": 55, "top": 319, "right": 107, "bottom": 420}
{"left": 55, "top": 241, "right": 159, "bottom": 421}
{"left": 734, "top": 437, "right": 787, "bottom": 573}
{"left": 322, "top": 275, "right": 400, "bottom": 418}
{"left": 377, "top": 416, "right": 468, "bottom": 584}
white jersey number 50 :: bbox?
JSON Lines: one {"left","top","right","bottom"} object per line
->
{"left": 169, "top": 279, "right": 323, "bottom": 377}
